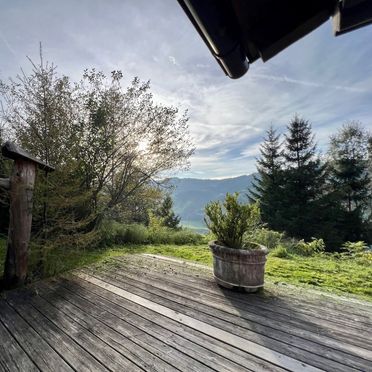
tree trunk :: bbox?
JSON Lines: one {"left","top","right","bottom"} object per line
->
{"left": 3, "top": 160, "right": 36, "bottom": 287}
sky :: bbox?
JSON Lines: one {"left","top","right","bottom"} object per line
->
{"left": 0, "top": 0, "right": 371, "bottom": 179}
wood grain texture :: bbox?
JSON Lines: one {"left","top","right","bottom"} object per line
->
{"left": 3, "top": 160, "right": 36, "bottom": 287}
{"left": 2, "top": 254, "right": 371, "bottom": 372}
{"left": 75, "top": 271, "right": 323, "bottom": 372}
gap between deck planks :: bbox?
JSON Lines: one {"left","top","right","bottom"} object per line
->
{"left": 140, "top": 254, "right": 372, "bottom": 319}
{"left": 1, "top": 253, "right": 371, "bottom": 372}
{"left": 80, "top": 267, "right": 369, "bottom": 372}
{"left": 85, "top": 254, "right": 372, "bottom": 371}
{"left": 75, "top": 271, "right": 323, "bottom": 372}
{"left": 101, "top": 259, "right": 372, "bottom": 357}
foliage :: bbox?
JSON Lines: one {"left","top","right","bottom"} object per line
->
{"left": 98, "top": 219, "right": 202, "bottom": 246}
{"left": 155, "top": 194, "right": 181, "bottom": 229}
{"left": 270, "top": 245, "right": 289, "bottom": 258}
{"left": 251, "top": 117, "right": 372, "bottom": 251}
{"left": 204, "top": 193, "right": 261, "bottom": 249}
{"left": 0, "top": 52, "right": 194, "bottom": 260}
{"left": 339, "top": 241, "right": 372, "bottom": 264}
{"left": 245, "top": 228, "right": 284, "bottom": 250}
{"left": 342, "top": 240, "right": 368, "bottom": 254}
{"left": 279, "top": 116, "right": 328, "bottom": 241}
{"left": 328, "top": 122, "right": 372, "bottom": 243}
{"left": 250, "top": 126, "right": 284, "bottom": 231}
{"left": 292, "top": 238, "right": 325, "bottom": 256}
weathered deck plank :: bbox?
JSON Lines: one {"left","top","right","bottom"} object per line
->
{"left": 59, "top": 276, "right": 283, "bottom": 372}
{"left": 1, "top": 253, "right": 371, "bottom": 372}
{"left": 0, "top": 300, "right": 73, "bottom": 371}
{"left": 6, "top": 293, "right": 109, "bottom": 372}
{"left": 107, "top": 260, "right": 372, "bottom": 350}
{"left": 82, "top": 268, "right": 368, "bottom": 372}
{"left": 35, "top": 281, "right": 220, "bottom": 372}
{"left": 75, "top": 271, "right": 322, "bottom": 372}
{"left": 0, "top": 318, "right": 38, "bottom": 372}
{"left": 137, "top": 255, "right": 372, "bottom": 322}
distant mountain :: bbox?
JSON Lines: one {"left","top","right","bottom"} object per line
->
{"left": 166, "top": 174, "right": 256, "bottom": 231}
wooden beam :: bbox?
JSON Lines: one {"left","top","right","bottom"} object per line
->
{"left": 3, "top": 160, "right": 36, "bottom": 287}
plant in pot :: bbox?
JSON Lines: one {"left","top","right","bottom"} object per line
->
{"left": 204, "top": 193, "right": 268, "bottom": 292}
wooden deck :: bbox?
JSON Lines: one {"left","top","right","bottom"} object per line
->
{"left": 1, "top": 254, "right": 371, "bottom": 372}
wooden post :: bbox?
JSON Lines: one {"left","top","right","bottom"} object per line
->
{"left": 1, "top": 141, "right": 54, "bottom": 288}
{"left": 4, "top": 160, "right": 36, "bottom": 287}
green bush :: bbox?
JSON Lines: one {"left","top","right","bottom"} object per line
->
{"left": 99, "top": 221, "right": 148, "bottom": 245}
{"left": 270, "top": 245, "right": 290, "bottom": 258}
{"left": 293, "top": 238, "right": 325, "bottom": 256}
{"left": 246, "top": 228, "right": 284, "bottom": 250}
{"left": 124, "top": 224, "right": 149, "bottom": 244}
{"left": 204, "top": 193, "right": 261, "bottom": 249}
{"left": 342, "top": 241, "right": 368, "bottom": 254}
{"left": 172, "top": 229, "right": 203, "bottom": 245}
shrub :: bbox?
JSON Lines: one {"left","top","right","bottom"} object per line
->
{"left": 271, "top": 245, "right": 290, "bottom": 258}
{"left": 124, "top": 224, "right": 149, "bottom": 244}
{"left": 246, "top": 228, "right": 284, "bottom": 250}
{"left": 172, "top": 229, "right": 203, "bottom": 245}
{"left": 204, "top": 193, "right": 261, "bottom": 249}
{"left": 342, "top": 241, "right": 368, "bottom": 254}
{"left": 293, "top": 238, "right": 325, "bottom": 256}
{"left": 99, "top": 221, "right": 148, "bottom": 245}
{"left": 99, "top": 218, "right": 202, "bottom": 246}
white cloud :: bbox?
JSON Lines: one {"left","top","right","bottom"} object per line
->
{"left": 0, "top": 0, "right": 371, "bottom": 178}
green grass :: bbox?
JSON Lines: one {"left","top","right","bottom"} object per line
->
{"left": 0, "top": 238, "right": 371, "bottom": 301}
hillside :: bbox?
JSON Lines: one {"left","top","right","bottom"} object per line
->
{"left": 166, "top": 175, "right": 255, "bottom": 231}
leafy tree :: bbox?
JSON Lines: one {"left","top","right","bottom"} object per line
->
{"left": 280, "top": 116, "right": 327, "bottom": 240}
{"left": 75, "top": 70, "right": 194, "bottom": 224}
{"left": 155, "top": 194, "right": 181, "bottom": 229}
{"left": 328, "top": 122, "right": 371, "bottom": 243}
{"left": 0, "top": 51, "right": 194, "bottom": 255}
{"left": 250, "top": 126, "right": 284, "bottom": 230}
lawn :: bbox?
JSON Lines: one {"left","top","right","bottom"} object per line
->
{"left": 0, "top": 238, "right": 371, "bottom": 300}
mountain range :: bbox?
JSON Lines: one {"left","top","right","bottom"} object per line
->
{"left": 166, "top": 174, "right": 256, "bottom": 231}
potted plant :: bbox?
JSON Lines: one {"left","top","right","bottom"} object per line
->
{"left": 204, "top": 193, "right": 268, "bottom": 292}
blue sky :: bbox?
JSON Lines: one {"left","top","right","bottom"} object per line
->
{"left": 0, "top": 0, "right": 371, "bottom": 178}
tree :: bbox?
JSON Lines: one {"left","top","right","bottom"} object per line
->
{"left": 328, "top": 122, "right": 372, "bottom": 242}
{"left": 280, "top": 116, "right": 327, "bottom": 240}
{"left": 75, "top": 70, "right": 194, "bottom": 224}
{"left": 0, "top": 51, "right": 89, "bottom": 244}
{"left": 155, "top": 194, "right": 181, "bottom": 229}
{"left": 0, "top": 52, "right": 194, "bottom": 254}
{"left": 250, "top": 126, "right": 284, "bottom": 230}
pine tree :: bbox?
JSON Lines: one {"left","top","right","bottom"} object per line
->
{"left": 329, "top": 122, "right": 371, "bottom": 243}
{"left": 250, "top": 126, "right": 284, "bottom": 230}
{"left": 155, "top": 194, "right": 181, "bottom": 229}
{"left": 280, "top": 116, "right": 326, "bottom": 240}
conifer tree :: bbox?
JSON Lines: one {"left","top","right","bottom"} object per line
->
{"left": 250, "top": 126, "right": 283, "bottom": 230}
{"left": 280, "top": 116, "right": 326, "bottom": 240}
{"left": 329, "top": 122, "right": 371, "bottom": 242}
{"left": 155, "top": 194, "right": 181, "bottom": 229}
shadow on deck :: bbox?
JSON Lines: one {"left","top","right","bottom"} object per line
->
{"left": 1, "top": 254, "right": 371, "bottom": 371}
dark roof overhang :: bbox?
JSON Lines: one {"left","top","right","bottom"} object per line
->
{"left": 178, "top": 0, "right": 372, "bottom": 79}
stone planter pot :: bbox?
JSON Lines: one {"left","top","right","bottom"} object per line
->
{"left": 209, "top": 240, "right": 268, "bottom": 292}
